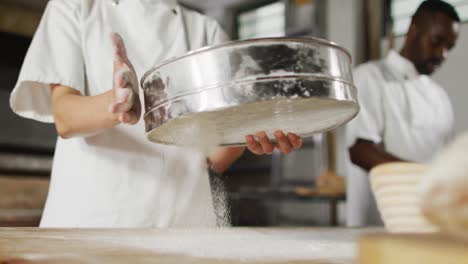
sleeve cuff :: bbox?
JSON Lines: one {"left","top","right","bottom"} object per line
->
{"left": 10, "top": 77, "right": 84, "bottom": 123}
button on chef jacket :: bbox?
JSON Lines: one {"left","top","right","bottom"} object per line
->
{"left": 345, "top": 50, "right": 454, "bottom": 226}
{"left": 10, "top": 0, "right": 229, "bottom": 228}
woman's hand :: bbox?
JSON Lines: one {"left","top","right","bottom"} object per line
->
{"left": 207, "top": 131, "right": 302, "bottom": 174}
{"left": 245, "top": 130, "right": 302, "bottom": 155}
{"left": 108, "top": 32, "right": 141, "bottom": 125}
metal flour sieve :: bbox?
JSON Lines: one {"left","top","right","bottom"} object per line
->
{"left": 141, "top": 37, "right": 359, "bottom": 146}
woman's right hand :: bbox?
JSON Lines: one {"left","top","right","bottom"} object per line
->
{"left": 108, "top": 32, "right": 141, "bottom": 125}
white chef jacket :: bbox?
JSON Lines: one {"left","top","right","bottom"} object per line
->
{"left": 10, "top": 0, "right": 229, "bottom": 228}
{"left": 345, "top": 50, "right": 454, "bottom": 226}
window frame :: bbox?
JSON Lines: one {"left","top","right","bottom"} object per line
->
{"left": 232, "top": 0, "right": 287, "bottom": 40}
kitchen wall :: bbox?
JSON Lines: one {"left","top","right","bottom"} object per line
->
{"left": 326, "top": 0, "right": 366, "bottom": 66}
{"left": 325, "top": 0, "right": 366, "bottom": 225}
{"left": 326, "top": 0, "right": 366, "bottom": 172}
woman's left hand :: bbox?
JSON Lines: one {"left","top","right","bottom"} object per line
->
{"left": 108, "top": 32, "right": 141, "bottom": 125}
{"left": 245, "top": 131, "right": 302, "bottom": 155}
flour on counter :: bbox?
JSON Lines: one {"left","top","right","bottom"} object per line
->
{"left": 85, "top": 229, "right": 356, "bottom": 262}
{"left": 2, "top": 228, "right": 369, "bottom": 263}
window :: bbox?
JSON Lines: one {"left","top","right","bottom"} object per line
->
{"left": 391, "top": 0, "right": 468, "bottom": 35}
{"left": 237, "top": 1, "right": 286, "bottom": 40}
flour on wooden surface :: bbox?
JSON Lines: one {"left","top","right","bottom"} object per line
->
{"left": 90, "top": 229, "right": 356, "bottom": 262}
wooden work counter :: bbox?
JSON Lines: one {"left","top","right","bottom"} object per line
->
{"left": 358, "top": 233, "right": 468, "bottom": 264}
{"left": 0, "top": 228, "right": 381, "bottom": 264}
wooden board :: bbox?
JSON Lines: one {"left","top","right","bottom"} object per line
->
{"left": 359, "top": 233, "right": 468, "bottom": 264}
{"left": 0, "top": 228, "right": 377, "bottom": 264}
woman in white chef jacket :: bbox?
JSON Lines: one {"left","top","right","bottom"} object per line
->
{"left": 345, "top": 0, "right": 460, "bottom": 226}
{"left": 10, "top": 0, "right": 302, "bottom": 228}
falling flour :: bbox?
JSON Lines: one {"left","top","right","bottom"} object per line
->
{"left": 161, "top": 116, "right": 231, "bottom": 227}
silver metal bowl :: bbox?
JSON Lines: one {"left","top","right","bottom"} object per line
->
{"left": 141, "top": 37, "right": 359, "bottom": 146}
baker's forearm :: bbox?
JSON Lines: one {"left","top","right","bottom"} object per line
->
{"left": 208, "top": 147, "right": 246, "bottom": 174}
{"left": 349, "top": 139, "right": 404, "bottom": 172}
{"left": 52, "top": 85, "right": 119, "bottom": 138}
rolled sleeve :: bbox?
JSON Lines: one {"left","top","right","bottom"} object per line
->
{"left": 10, "top": 0, "right": 85, "bottom": 123}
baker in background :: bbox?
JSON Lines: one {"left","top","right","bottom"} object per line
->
{"left": 346, "top": 0, "right": 460, "bottom": 226}
{"left": 9, "top": 0, "right": 302, "bottom": 228}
